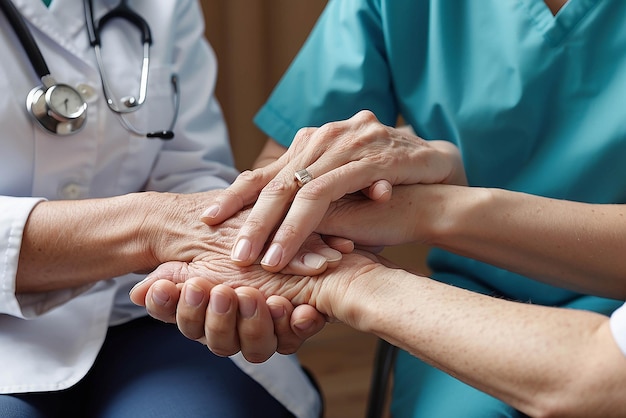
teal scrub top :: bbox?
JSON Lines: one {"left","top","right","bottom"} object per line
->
{"left": 254, "top": 0, "right": 626, "bottom": 307}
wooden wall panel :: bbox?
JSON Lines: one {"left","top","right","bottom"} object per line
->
{"left": 200, "top": 1, "right": 327, "bottom": 171}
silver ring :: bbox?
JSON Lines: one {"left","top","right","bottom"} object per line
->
{"left": 294, "top": 169, "right": 313, "bottom": 187}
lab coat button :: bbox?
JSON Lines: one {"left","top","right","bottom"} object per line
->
{"left": 76, "top": 84, "right": 97, "bottom": 102}
{"left": 59, "top": 183, "right": 84, "bottom": 199}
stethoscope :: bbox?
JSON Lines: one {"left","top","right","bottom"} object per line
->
{"left": 0, "top": 0, "right": 179, "bottom": 139}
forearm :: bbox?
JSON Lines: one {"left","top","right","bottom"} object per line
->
{"left": 17, "top": 191, "right": 217, "bottom": 293}
{"left": 343, "top": 267, "right": 626, "bottom": 417}
{"left": 17, "top": 193, "right": 153, "bottom": 292}
{"left": 427, "top": 185, "right": 626, "bottom": 298}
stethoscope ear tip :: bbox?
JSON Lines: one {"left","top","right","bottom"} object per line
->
{"left": 146, "top": 130, "right": 174, "bottom": 140}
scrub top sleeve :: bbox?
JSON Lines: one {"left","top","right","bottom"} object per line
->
{"left": 254, "top": 0, "right": 398, "bottom": 147}
{"left": 610, "top": 302, "right": 626, "bottom": 357}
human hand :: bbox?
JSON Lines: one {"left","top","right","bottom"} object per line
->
{"left": 316, "top": 183, "right": 458, "bottom": 247}
{"left": 130, "top": 208, "right": 388, "bottom": 359}
{"left": 200, "top": 110, "right": 466, "bottom": 272}
{"left": 139, "top": 190, "right": 346, "bottom": 276}
{"left": 133, "top": 276, "right": 326, "bottom": 362}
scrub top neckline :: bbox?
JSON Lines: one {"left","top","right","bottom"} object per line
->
{"left": 517, "top": 0, "right": 599, "bottom": 45}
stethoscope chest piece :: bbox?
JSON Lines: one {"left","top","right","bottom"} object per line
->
{"left": 26, "top": 75, "right": 87, "bottom": 135}
{"left": 2, "top": 0, "right": 177, "bottom": 139}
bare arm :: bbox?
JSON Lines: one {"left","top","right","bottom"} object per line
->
{"left": 315, "top": 184, "right": 626, "bottom": 299}
{"left": 209, "top": 112, "right": 626, "bottom": 298}
{"left": 18, "top": 188, "right": 338, "bottom": 294}
{"left": 428, "top": 185, "right": 626, "bottom": 298}
{"left": 16, "top": 191, "right": 218, "bottom": 293}
{"left": 130, "top": 233, "right": 626, "bottom": 418}
{"left": 358, "top": 265, "right": 626, "bottom": 418}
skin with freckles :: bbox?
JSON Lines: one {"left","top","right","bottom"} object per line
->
{"left": 132, "top": 196, "right": 626, "bottom": 417}
{"left": 18, "top": 187, "right": 339, "bottom": 361}
{"left": 17, "top": 189, "right": 342, "bottom": 293}
{"left": 130, "top": 207, "right": 355, "bottom": 362}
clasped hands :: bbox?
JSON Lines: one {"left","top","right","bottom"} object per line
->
{"left": 130, "top": 110, "right": 467, "bottom": 363}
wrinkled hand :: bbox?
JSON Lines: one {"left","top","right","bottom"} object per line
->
{"left": 143, "top": 189, "right": 346, "bottom": 276}
{"left": 130, "top": 209, "right": 385, "bottom": 362}
{"left": 316, "top": 183, "right": 460, "bottom": 247}
{"left": 200, "top": 110, "right": 467, "bottom": 272}
{"left": 133, "top": 276, "right": 326, "bottom": 363}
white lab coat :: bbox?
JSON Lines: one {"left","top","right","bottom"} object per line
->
{"left": 0, "top": 1, "right": 321, "bottom": 417}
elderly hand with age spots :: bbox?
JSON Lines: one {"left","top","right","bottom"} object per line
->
{"left": 129, "top": 207, "right": 367, "bottom": 363}
{"left": 200, "top": 111, "right": 467, "bottom": 273}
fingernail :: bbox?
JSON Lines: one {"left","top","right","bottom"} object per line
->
{"left": 322, "top": 248, "right": 342, "bottom": 264}
{"left": 201, "top": 204, "right": 219, "bottom": 219}
{"left": 151, "top": 287, "right": 170, "bottom": 306}
{"left": 372, "top": 182, "right": 391, "bottom": 200}
{"left": 210, "top": 290, "right": 231, "bottom": 314}
{"left": 238, "top": 294, "right": 257, "bottom": 319}
{"left": 261, "top": 243, "right": 283, "bottom": 267}
{"left": 303, "top": 253, "right": 326, "bottom": 270}
{"left": 293, "top": 318, "right": 315, "bottom": 331}
{"left": 232, "top": 238, "right": 252, "bottom": 262}
{"left": 268, "top": 303, "right": 286, "bottom": 320}
{"left": 129, "top": 276, "right": 151, "bottom": 294}
{"left": 184, "top": 284, "right": 204, "bottom": 307}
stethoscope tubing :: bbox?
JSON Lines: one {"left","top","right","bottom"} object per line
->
{"left": 0, "top": 0, "right": 50, "bottom": 78}
{"left": 1, "top": 0, "right": 178, "bottom": 139}
{"left": 84, "top": 0, "right": 152, "bottom": 47}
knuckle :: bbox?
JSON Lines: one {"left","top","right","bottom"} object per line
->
{"left": 314, "top": 121, "right": 343, "bottom": 145}
{"left": 236, "top": 169, "right": 264, "bottom": 184}
{"left": 353, "top": 109, "right": 378, "bottom": 123}
{"left": 221, "top": 187, "right": 246, "bottom": 208}
{"left": 206, "top": 331, "right": 238, "bottom": 356}
{"left": 243, "top": 351, "right": 272, "bottom": 364}
{"left": 240, "top": 216, "right": 267, "bottom": 235}
{"left": 292, "top": 127, "right": 317, "bottom": 149}
{"left": 179, "top": 326, "right": 204, "bottom": 341}
{"left": 277, "top": 340, "right": 301, "bottom": 355}
{"left": 177, "top": 317, "right": 206, "bottom": 340}
{"left": 208, "top": 344, "right": 238, "bottom": 357}
{"left": 294, "top": 126, "right": 316, "bottom": 140}
{"left": 296, "top": 180, "right": 325, "bottom": 200}
{"left": 369, "top": 150, "right": 396, "bottom": 166}
{"left": 146, "top": 309, "right": 176, "bottom": 324}
{"left": 276, "top": 222, "right": 301, "bottom": 242}
{"left": 261, "top": 177, "right": 292, "bottom": 195}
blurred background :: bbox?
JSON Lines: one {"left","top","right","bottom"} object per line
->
{"left": 200, "top": 2, "right": 429, "bottom": 416}
{"left": 201, "top": 0, "right": 327, "bottom": 170}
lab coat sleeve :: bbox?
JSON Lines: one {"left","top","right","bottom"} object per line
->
{"left": 143, "top": 0, "right": 240, "bottom": 194}
{"left": 0, "top": 196, "right": 93, "bottom": 319}
{"left": 610, "top": 303, "right": 626, "bottom": 357}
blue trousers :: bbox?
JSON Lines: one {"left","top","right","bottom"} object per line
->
{"left": 0, "top": 316, "right": 294, "bottom": 418}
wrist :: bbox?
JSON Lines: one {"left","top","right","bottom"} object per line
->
{"left": 120, "top": 191, "right": 165, "bottom": 272}
{"left": 17, "top": 193, "right": 158, "bottom": 292}
{"left": 137, "top": 189, "right": 223, "bottom": 267}
{"left": 325, "top": 262, "right": 397, "bottom": 333}
{"left": 425, "top": 185, "right": 494, "bottom": 249}
{"left": 344, "top": 266, "right": 411, "bottom": 334}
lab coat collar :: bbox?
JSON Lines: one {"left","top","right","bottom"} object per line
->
{"left": 9, "top": 0, "right": 97, "bottom": 71}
